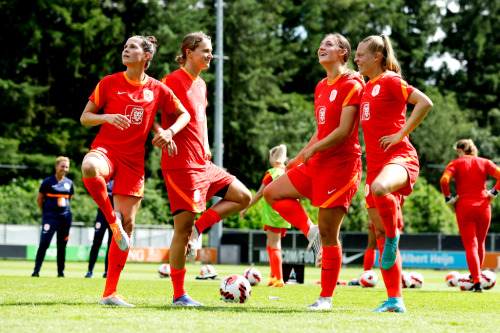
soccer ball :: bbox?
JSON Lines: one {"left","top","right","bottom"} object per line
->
{"left": 409, "top": 272, "right": 424, "bottom": 288}
{"left": 401, "top": 271, "right": 411, "bottom": 288}
{"left": 243, "top": 268, "right": 262, "bottom": 286}
{"left": 201, "top": 265, "right": 217, "bottom": 277}
{"left": 458, "top": 274, "right": 473, "bottom": 291}
{"left": 446, "top": 271, "right": 460, "bottom": 287}
{"left": 359, "top": 270, "right": 378, "bottom": 287}
{"left": 158, "top": 263, "right": 170, "bottom": 278}
{"left": 220, "top": 274, "right": 251, "bottom": 303}
{"left": 480, "top": 270, "right": 497, "bottom": 290}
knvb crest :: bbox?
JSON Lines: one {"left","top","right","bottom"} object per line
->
{"left": 143, "top": 89, "right": 154, "bottom": 102}
{"left": 372, "top": 85, "right": 381, "bottom": 97}
{"left": 361, "top": 102, "right": 370, "bottom": 121}
{"left": 125, "top": 105, "right": 144, "bottom": 125}
{"left": 317, "top": 106, "right": 326, "bottom": 124}
{"left": 329, "top": 89, "right": 338, "bottom": 102}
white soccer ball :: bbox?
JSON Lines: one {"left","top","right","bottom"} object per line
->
{"left": 359, "top": 270, "right": 378, "bottom": 287}
{"left": 201, "top": 265, "right": 217, "bottom": 277}
{"left": 458, "top": 273, "right": 473, "bottom": 291}
{"left": 409, "top": 272, "right": 424, "bottom": 288}
{"left": 220, "top": 274, "right": 252, "bottom": 303}
{"left": 158, "top": 263, "right": 171, "bottom": 278}
{"left": 401, "top": 271, "right": 411, "bottom": 288}
{"left": 446, "top": 271, "right": 460, "bottom": 287}
{"left": 243, "top": 268, "right": 262, "bottom": 286}
{"left": 480, "top": 270, "right": 497, "bottom": 290}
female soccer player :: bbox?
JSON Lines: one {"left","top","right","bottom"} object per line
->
{"left": 239, "top": 144, "right": 290, "bottom": 287}
{"left": 85, "top": 178, "right": 114, "bottom": 279}
{"left": 264, "top": 33, "right": 364, "bottom": 310}
{"left": 354, "top": 34, "right": 433, "bottom": 312}
{"left": 32, "top": 156, "right": 74, "bottom": 278}
{"left": 80, "top": 35, "right": 190, "bottom": 306}
{"left": 160, "top": 31, "right": 251, "bottom": 306}
{"left": 440, "top": 139, "right": 500, "bottom": 292}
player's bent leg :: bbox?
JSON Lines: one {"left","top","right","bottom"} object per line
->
{"left": 210, "top": 179, "right": 252, "bottom": 220}
{"left": 111, "top": 195, "right": 141, "bottom": 251}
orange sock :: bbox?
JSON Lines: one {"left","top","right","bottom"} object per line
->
{"left": 377, "top": 238, "right": 402, "bottom": 298}
{"left": 103, "top": 236, "right": 129, "bottom": 297}
{"left": 195, "top": 209, "right": 221, "bottom": 234}
{"left": 363, "top": 249, "right": 376, "bottom": 271}
{"left": 83, "top": 176, "right": 116, "bottom": 224}
{"left": 271, "top": 200, "right": 312, "bottom": 236}
{"left": 373, "top": 193, "right": 398, "bottom": 238}
{"left": 320, "top": 246, "right": 342, "bottom": 297}
{"left": 267, "top": 246, "right": 274, "bottom": 277}
{"left": 269, "top": 248, "right": 283, "bottom": 280}
{"left": 170, "top": 267, "right": 187, "bottom": 299}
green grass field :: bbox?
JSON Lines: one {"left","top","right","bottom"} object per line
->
{"left": 0, "top": 260, "right": 499, "bottom": 332}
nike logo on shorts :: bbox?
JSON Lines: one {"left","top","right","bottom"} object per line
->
{"left": 328, "top": 189, "right": 336, "bottom": 194}
{"left": 118, "top": 92, "right": 127, "bottom": 94}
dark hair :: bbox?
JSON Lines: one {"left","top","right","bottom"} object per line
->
{"left": 132, "top": 35, "right": 157, "bottom": 69}
{"left": 322, "top": 33, "right": 356, "bottom": 77}
{"left": 176, "top": 31, "right": 211, "bottom": 66}
{"left": 361, "top": 34, "right": 401, "bottom": 75}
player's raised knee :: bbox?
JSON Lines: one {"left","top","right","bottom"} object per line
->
{"left": 370, "top": 181, "right": 389, "bottom": 197}
{"left": 81, "top": 158, "right": 101, "bottom": 178}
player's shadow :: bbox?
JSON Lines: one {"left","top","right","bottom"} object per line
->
{"left": 147, "top": 305, "right": 313, "bottom": 313}
{"left": 0, "top": 302, "right": 92, "bottom": 306}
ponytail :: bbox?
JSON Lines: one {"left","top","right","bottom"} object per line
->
{"left": 454, "top": 139, "right": 478, "bottom": 156}
{"left": 362, "top": 34, "right": 401, "bottom": 76}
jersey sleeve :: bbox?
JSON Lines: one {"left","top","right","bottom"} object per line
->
{"left": 486, "top": 160, "right": 500, "bottom": 190}
{"left": 440, "top": 161, "right": 456, "bottom": 197}
{"left": 89, "top": 76, "right": 109, "bottom": 109}
{"left": 69, "top": 182, "right": 75, "bottom": 196}
{"left": 160, "top": 85, "right": 181, "bottom": 115}
{"left": 39, "top": 179, "right": 49, "bottom": 195}
{"left": 341, "top": 79, "right": 363, "bottom": 107}
{"left": 262, "top": 172, "right": 273, "bottom": 186}
{"left": 386, "top": 74, "right": 416, "bottom": 103}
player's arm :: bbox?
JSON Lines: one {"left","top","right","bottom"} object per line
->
{"left": 302, "top": 105, "right": 359, "bottom": 165}
{"left": 380, "top": 89, "right": 433, "bottom": 151}
{"left": 239, "top": 183, "right": 266, "bottom": 218}
{"left": 204, "top": 116, "right": 211, "bottom": 160}
{"left": 36, "top": 193, "right": 44, "bottom": 213}
{"left": 80, "top": 100, "right": 131, "bottom": 130}
{"left": 69, "top": 195, "right": 73, "bottom": 203}
{"left": 152, "top": 104, "right": 190, "bottom": 156}
{"left": 286, "top": 130, "right": 319, "bottom": 171}
{"left": 151, "top": 120, "right": 177, "bottom": 156}
{"left": 486, "top": 161, "right": 500, "bottom": 202}
{"left": 440, "top": 167, "right": 459, "bottom": 212}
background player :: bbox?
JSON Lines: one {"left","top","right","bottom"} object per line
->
{"left": 239, "top": 144, "right": 290, "bottom": 287}
{"left": 80, "top": 35, "right": 190, "bottom": 306}
{"left": 264, "top": 33, "right": 364, "bottom": 310}
{"left": 32, "top": 156, "right": 74, "bottom": 278}
{"left": 354, "top": 34, "right": 433, "bottom": 312}
{"left": 85, "top": 178, "right": 114, "bottom": 278}
{"left": 440, "top": 139, "right": 500, "bottom": 292}
{"left": 160, "top": 31, "right": 251, "bottom": 306}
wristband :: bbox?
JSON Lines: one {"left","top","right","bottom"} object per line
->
{"left": 168, "top": 127, "right": 176, "bottom": 136}
{"left": 491, "top": 188, "right": 498, "bottom": 197}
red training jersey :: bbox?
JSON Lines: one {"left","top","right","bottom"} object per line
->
{"left": 161, "top": 68, "right": 208, "bottom": 170}
{"left": 360, "top": 71, "right": 417, "bottom": 173}
{"left": 440, "top": 156, "right": 500, "bottom": 206}
{"left": 308, "top": 74, "right": 364, "bottom": 167}
{"left": 89, "top": 72, "right": 179, "bottom": 160}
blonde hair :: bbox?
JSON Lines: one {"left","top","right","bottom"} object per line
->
{"left": 454, "top": 139, "right": 478, "bottom": 156}
{"left": 322, "top": 33, "right": 356, "bottom": 78}
{"left": 176, "top": 31, "right": 211, "bottom": 66}
{"left": 361, "top": 34, "right": 401, "bottom": 75}
{"left": 270, "top": 145, "right": 287, "bottom": 166}
{"left": 56, "top": 156, "right": 70, "bottom": 165}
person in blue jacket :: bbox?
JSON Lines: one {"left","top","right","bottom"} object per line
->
{"left": 32, "top": 156, "right": 74, "bottom": 277}
{"left": 85, "top": 179, "right": 114, "bottom": 278}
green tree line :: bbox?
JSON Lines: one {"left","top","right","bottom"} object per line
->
{"left": 1, "top": 0, "right": 499, "bottom": 232}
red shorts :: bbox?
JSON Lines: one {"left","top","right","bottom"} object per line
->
{"left": 288, "top": 158, "right": 362, "bottom": 211}
{"left": 264, "top": 225, "right": 287, "bottom": 237}
{"left": 162, "top": 162, "right": 235, "bottom": 214}
{"left": 87, "top": 147, "right": 145, "bottom": 197}
{"left": 365, "top": 157, "right": 419, "bottom": 209}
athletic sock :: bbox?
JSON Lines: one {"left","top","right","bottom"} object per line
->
{"left": 195, "top": 209, "right": 221, "bottom": 234}
{"left": 170, "top": 267, "right": 187, "bottom": 299}
{"left": 363, "top": 249, "right": 376, "bottom": 271}
{"left": 373, "top": 194, "right": 398, "bottom": 238}
{"left": 377, "top": 238, "right": 402, "bottom": 298}
{"left": 103, "top": 236, "right": 129, "bottom": 297}
{"left": 269, "top": 248, "right": 283, "bottom": 280}
{"left": 83, "top": 176, "right": 116, "bottom": 224}
{"left": 320, "top": 245, "right": 342, "bottom": 298}
{"left": 271, "top": 199, "right": 313, "bottom": 236}
{"left": 266, "top": 246, "right": 275, "bottom": 278}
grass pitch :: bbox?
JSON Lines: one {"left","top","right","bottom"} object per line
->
{"left": 0, "top": 260, "right": 499, "bottom": 332}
